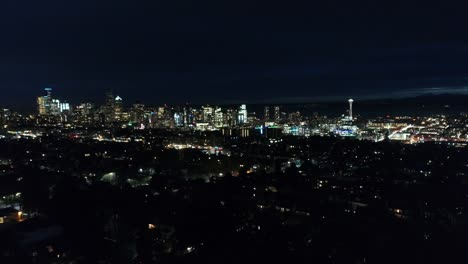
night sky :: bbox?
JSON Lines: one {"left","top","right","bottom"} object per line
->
{"left": 1, "top": 1, "right": 468, "bottom": 108}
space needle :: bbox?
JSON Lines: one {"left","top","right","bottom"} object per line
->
{"left": 348, "top": 98, "right": 354, "bottom": 120}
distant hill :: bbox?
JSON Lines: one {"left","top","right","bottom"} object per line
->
{"left": 363, "top": 93, "right": 468, "bottom": 106}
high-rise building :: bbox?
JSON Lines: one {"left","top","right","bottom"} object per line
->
{"left": 59, "top": 102, "right": 70, "bottom": 113}
{"left": 114, "top": 96, "right": 123, "bottom": 121}
{"left": 214, "top": 107, "right": 224, "bottom": 127}
{"left": 202, "top": 105, "right": 214, "bottom": 124}
{"left": 157, "top": 106, "right": 165, "bottom": 120}
{"left": 130, "top": 103, "right": 145, "bottom": 124}
{"left": 264, "top": 106, "right": 270, "bottom": 121}
{"left": 288, "top": 111, "right": 302, "bottom": 124}
{"left": 37, "top": 88, "right": 53, "bottom": 115}
{"left": 76, "top": 103, "right": 94, "bottom": 124}
{"left": 105, "top": 92, "right": 114, "bottom": 105}
{"left": 157, "top": 105, "right": 173, "bottom": 128}
{"left": 274, "top": 106, "right": 280, "bottom": 122}
{"left": 37, "top": 97, "right": 48, "bottom": 115}
{"left": 102, "top": 92, "right": 124, "bottom": 123}
{"left": 0, "top": 108, "right": 10, "bottom": 125}
{"left": 186, "top": 111, "right": 195, "bottom": 126}
{"left": 37, "top": 88, "right": 70, "bottom": 117}
{"left": 103, "top": 92, "right": 115, "bottom": 123}
{"left": 225, "top": 108, "right": 238, "bottom": 126}
{"left": 174, "top": 112, "right": 183, "bottom": 127}
{"left": 238, "top": 104, "right": 247, "bottom": 124}
{"left": 76, "top": 103, "right": 94, "bottom": 115}
{"left": 183, "top": 106, "right": 194, "bottom": 127}
{"left": 51, "top": 99, "right": 61, "bottom": 115}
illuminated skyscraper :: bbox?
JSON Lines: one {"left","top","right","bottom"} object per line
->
{"left": 274, "top": 106, "right": 280, "bottom": 122}
{"left": 264, "top": 106, "right": 270, "bottom": 121}
{"left": 183, "top": 106, "right": 195, "bottom": 127}
{"left": 157, "top": 105, "right": 172, "bottom": 128}
{"left": 102, "top": 92, "right": 123, "bottom": 122}
{"left": 37, "top": 88, "right": 53, "bottom": 115}
{"left": 59, "top": 102, "right": 70, "bottom": 113}
{"left": 37, "top": 97, "right": 48, "bottom": 115}
{"left": 130, "top": 103, "right": 145, "bottom": 123}
{"left": 77, "top": 103, "right": 94, "bottom": 115}
{"left": 226, "top": 108, "right": 238, "bottom": 126}
{"left": 174, "top": 112, "right": 183, "bottom": 127}
{"left": 114, "top": 96, "right": 123, "bottom": 121}
{"left": 0, "top": 108, "right": 10, "bottom": 125}
{"left": 288, "top": 111, "right": 301, "bottom": 124}
{"left": 186, "top": 108, "right": 194, "bottom": 125}
{"left": 103, "top": 92, "right": 114, "bottom": 122}
{"left": 202, "top": 105, "right": 214, "bottom": 124}
{"left": 157, "top": 106, "right": 165, "bottom": 120}
{"left": 76, "top": 103, "right": 94, "bottom": 124}
{"left": 51, "top": 99, "right": 61, "bottom": 115}
{"left": 238, "top": 104, "right": 247, "bottom": 124}
{"left": 37, "top": 88, "right": 71, "bottom": 117}
{"left": 214, "top": 107, "right": 224, "bottom": 127}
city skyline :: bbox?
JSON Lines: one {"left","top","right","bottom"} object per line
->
{"left": 2, "top": 2, "right": 468, "bottom": 263}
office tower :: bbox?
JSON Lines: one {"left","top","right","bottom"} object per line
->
{"left": 264, "top": 106, "right": 270, "bottom": 121}
{"left": 274, "top": 106, "right": 280, "bottom": 122}
{"left": 348, "top": 99, "right": 354, "bottom": 120}
{"left": 183, "top": 106, "right": 196, "bottom": 127}
{"left": 50, "top": 99, "right": 61, "bottom": 115}
{"left": 186, "top": 110, "right": 194, "bottom": 125}
{"left": 76, "top": 103, "right": 94, "bottom": 124}
{"left": 148, "top": 110, "right": 158, "bottom": 128}
{"left": 182, "top": 107, "right": 188, "bottom": 126}
{"left": 59, "top": 102, "right": 70, "bottom": 113}
{"left": 238, "top": 104, "right": 247, "bottom": 124}
{"left": 226, "top": 108, "right": 238, "bottom": 126}
{"left": 174, "top": 112, "right": 183, "bottom": 127}
{"left": 130, "top": 103, "right": 145, "bottom": 123}
{"left": 103, "top": 92, "right": 115, "bottom": 122}
{"left": 214, "top": 107, "right": 224, "bottom": 127}
{"left": 76, "top": 103, "right": 94, "bottom": 116}
{"left": 157, "top": 107, "right": 165, "bottom": 120}
{"left": 37, "top": 97, "right": 48, "bottom": 115}
{"left": 102, "top": 92, "right": 123, "bottom": 122}
{"left": 157, "top": 105, "right": 172, "bottom": 128}
{"left": 0, "top": 108, "right": 10, "bottom": 125}
{"left": 202, "top": 105, "right": 214, "bottom": 124}
{"left": 105, "top": 92, "right": 114, "bottom": 105}
{"left": 288, "top": 111, "right": 301, "bottom": 124}
{"left": 114, "top": 96, "right": 123, "bottom": 121}
{"left": 37, "top": 88, "right": 53, "bottom": 115}
{"left": 192, "top": 108, "right": 202, "bottom": 123}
